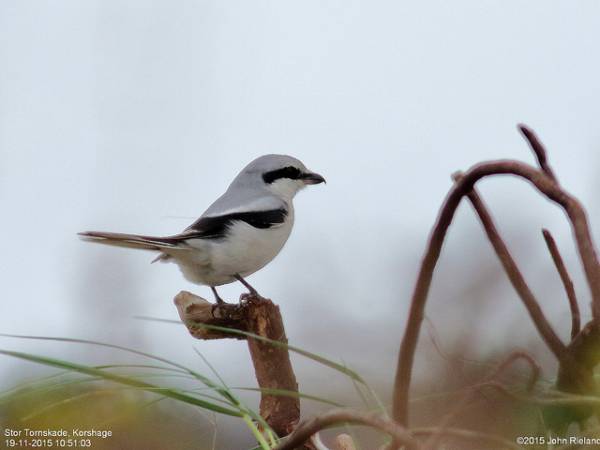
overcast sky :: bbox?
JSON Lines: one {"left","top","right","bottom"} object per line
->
{"left": 1, "top": 0, "right": 599, "bottom": 421}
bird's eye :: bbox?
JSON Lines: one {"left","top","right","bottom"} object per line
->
{"left": 262, "top": 166, "right": 302, "bottom": 184}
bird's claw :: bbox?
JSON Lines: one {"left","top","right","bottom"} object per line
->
{"left": 239, "top": 291, "right": 263, "bottom": 305}
{"left": 211, "top": 302, "right": 225, "bottom": 318}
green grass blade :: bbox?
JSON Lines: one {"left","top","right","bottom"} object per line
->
{"left": 187, "top": 323, "right": 387, "bottom": 411}
{"left": 138, "top": 316, "right": 387, "bottom": 414}
{"left": 96, "top": 364, "right": 190, "bottom": 374}
{"left": 137, "top": 318, "right": 364, "bottom": 382}
{"left": 341, "top": 359, "right": 387, "bottom": 416}
{"left": 0, "top": 333, "right": 240, "bottom": 407}
{"left": 0, "top": 349, "right": 242, "bottom": 417}
{"left": 0, "top": 333, "right": 214, "bottom": 383}
{"left": 0, "top": 364, "right": 187, "bottom": 401}
{"left": 242, "top": 414, "right": 271, "bottom": 450}
{"left": 193, "top": 348, "right": 239, "bottom": 405}
{"left": 193, "top": 348, "right": 276, "bottom": 441}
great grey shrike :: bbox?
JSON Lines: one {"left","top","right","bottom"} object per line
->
{"left": 79, "top": 155, "right": 325, "bottom": 303}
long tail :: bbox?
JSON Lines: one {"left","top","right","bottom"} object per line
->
{"left": 78, "top": 231, "right": 184, "bottom": 251}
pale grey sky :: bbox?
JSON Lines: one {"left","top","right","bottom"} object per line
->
{"left": 0, "top": 0, "right": 599, "bottom": 425}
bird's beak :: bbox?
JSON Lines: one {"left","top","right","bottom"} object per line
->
{"left": 301, "top": 172, "right": 326, "bottom": 185}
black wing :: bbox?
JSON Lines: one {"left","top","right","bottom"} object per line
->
{"left": 183, "top": 208, "right": 288, "bottom": 240}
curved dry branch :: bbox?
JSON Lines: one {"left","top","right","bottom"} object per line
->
{"left": 542, "top": 229, "right": 581, "bottom": 339}
{"left": 393, "top": 156, "right": 600, "bottom": 426}
{"left": 274, "top": 409, "right": 420, "bottom": 450}
{"left": 519, "top": 124, "right": 557, "bottom": 182}
{"left": 487, "top": 351, "right": 541, "bottom": 392}
{"left": 453, "top": 175, "right": 566, "bottom": 359}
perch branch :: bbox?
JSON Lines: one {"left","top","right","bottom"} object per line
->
{"left": 273, "top": 409, "right": 420, "bottom": 450}
{"left": 393, "top": 150, "right": 600, "bottom": 426}
{"left": 174, "top": 291, "right": 247, "bottom": 339}
{"left": 175, "top": 291, "right": 300, "bottom": 437}
{"left": 542, "top": 229, "right": 581, "bottom": 339}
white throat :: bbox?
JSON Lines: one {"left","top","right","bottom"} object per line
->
{"left": 267, "top": 179, "right": 304, "bottom": 203}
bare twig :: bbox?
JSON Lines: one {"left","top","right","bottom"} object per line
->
{"left": 175, "top": 291, "right": 300, "bottom": 436}
{"left": 393, "top": 151, "right": 600, "bottom": 426}
{"left": 519, "top": 124, "right": 557, "bottom": 182}
{"left": 542, "top": 229, "right": 581, "bottom": 339}
{"left": 174, "top": 291, "right": 247, "bottom": 339}
{"left": 453, "top": 175, "right": 566, "bottom": 359}
{"left": 274, "top": 409, "right": 420, "bottom": 450}
{"left": 485, "top": 351, "right": 541, "bottom": 392}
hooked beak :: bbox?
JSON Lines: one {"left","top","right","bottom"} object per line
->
{"left": 301, "top": 172, "right": 326, "bottom": 185}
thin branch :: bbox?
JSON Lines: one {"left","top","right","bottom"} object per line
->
{"left": 393, "top": 155, "right": 600, "bottom": 426}
{"left": 542, "top": 229, "right": 581, "bottom": 339}
{"left": 516, "top": 127, "right": 600, "bottom": 316}
{"left": 455, "top": 176, "right": 566, "bottom": 359}
{"left": 273, "top": 409, "right": 420, "bottom": 450}
{"left": 518, "top": 124, "right": 557, "bottom": 182}
{"left": 489, "top": 351, "right": 540, "bottom": 392}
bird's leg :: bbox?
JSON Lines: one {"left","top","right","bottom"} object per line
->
{"left": 210, "top": 286, "right": 227, "bottom": 319}
{"left": 211, "top": 286, "right": 225, "bottom": 304}
{"left": 234, "top": 274, "right": 260, "bottom": 297}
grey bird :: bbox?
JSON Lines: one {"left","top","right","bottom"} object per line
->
{"left": 79, "top": 155, "right": 325, "bottom": 303}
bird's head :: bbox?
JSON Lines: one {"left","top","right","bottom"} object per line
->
{"left": 242, "top": 154, "right": 325, "bottom": 200}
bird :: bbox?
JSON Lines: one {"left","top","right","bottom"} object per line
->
{"left": 79, "top": 154, "right": 325, "bottom": 303}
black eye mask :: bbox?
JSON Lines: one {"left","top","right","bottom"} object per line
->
{"left": 262, "top": 166, "right": 302, "bottom": 184}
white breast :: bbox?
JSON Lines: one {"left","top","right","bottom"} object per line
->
{"left": 173, "top": 207, "right": 295, "bottom": 286}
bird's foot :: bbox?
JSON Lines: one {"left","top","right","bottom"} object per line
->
{"left": 234, "top": 274, "right": 263, "bottom": 302}
{"left": 211, "top": 302, "right": 224, "bottom": 318}
{"left": 209, "top": 287, "right": 233, "bottom": 318}
{"left": 239, "top": 292, "right": 252, "bottom": 304}
{"left": 239, "top": 291, "right": 266, "bottom": 307}
{"left": 211, "top": 286, "right": 226, "bottom": 303}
